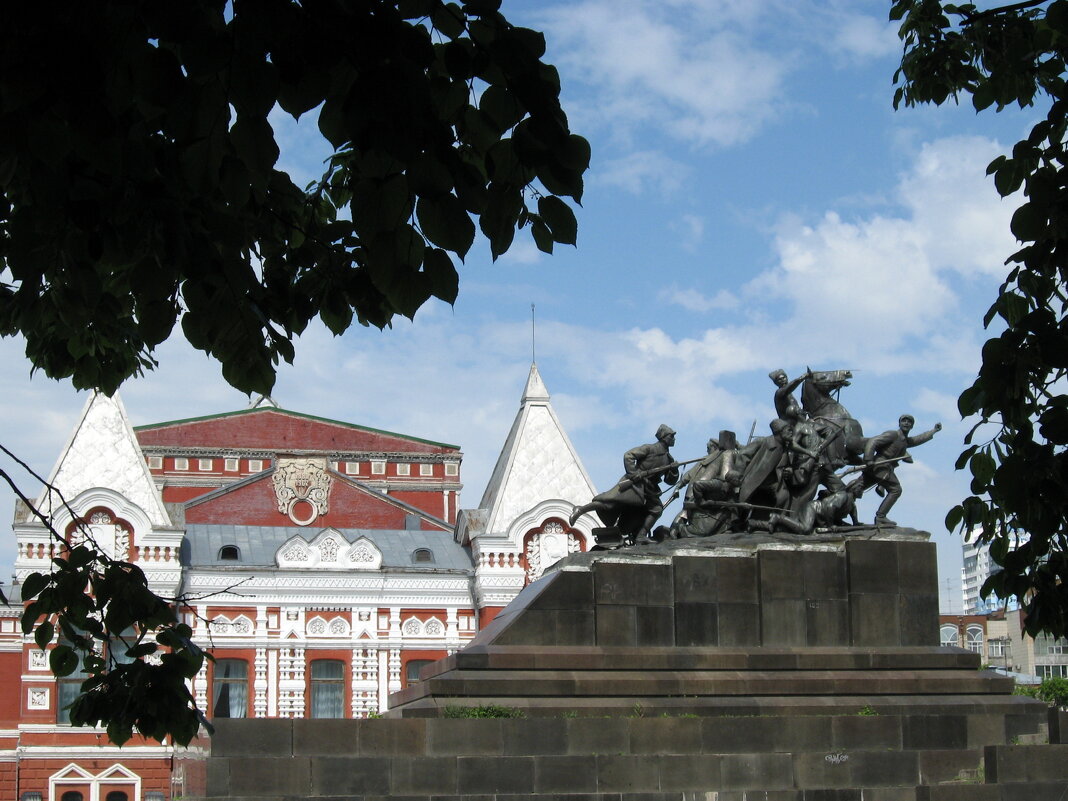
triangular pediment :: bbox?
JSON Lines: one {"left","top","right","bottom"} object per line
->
{"left": 36, "top": 392, "right": 170, "bottom": 526}
{"left": 476, "top": 364, "right": 596, "bottom": 536}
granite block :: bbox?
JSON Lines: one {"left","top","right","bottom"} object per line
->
{"left": 716, "top": 556, "right": 760, "bottom": 603}
{"left": 831, "top": 715, "right": 902, "bottom": 749}
{"left": 456, "top": 755, "right": 534, "bottom": 794}
{"left": 917, "top": 749, "right": 982, "bottom": 784}
{"left": 846, "top": 540, "right": 900, "bottom": 594}
{"left": 426, "top": 720, "right": 503, "bottom": 756}
{"left": 555, "top": 608, "right": 596, "bottom": 646}
{"left": 629, "top": 718, "right": 703, "bottom": 755}
{"left": 717, "top": 602, "right": 761, "bottom": 646}
{"left": 720, "top": 753, "right": 793, "bottom": 790}
{"left": 896, "top": 541, "right": 938, "bottom": 594}
{"left": 761, "top": 598, "right": 808, "bottom": 646}
{"left": 674, "top": 556, "right": 719, "bottom": 603}
{"left": 529, "top": 569, "right": 595, "bottom": 610}
{"left": 205, "top": 758, "right": 230, "bottom": 797}
{"left": 596, "top": 753, "right": 661, "bottom": 792}
{"left": 850, "top": 592, "right": 901, "bottom": 646}
{"left": 899, "top": 593, "right": 939, "bottom": 646}
{"left": 358, "top": 718, "right": 427, "bottom": 756}
{"left": 675, "top": 602, "right": 719, "bottom": 646}
{"left": 657, "top": 754, "right": 722, "bottom": 790}
{"left": 802, "top": 551, "right": 848, "bottom": 600}
{"left": 637, "top": 605, "right": 675, "bottom": 646}
{"left": 792, "top": 750, "right": 854, "bottom": 788}
{"left": 534, "top": 755, "right": 599, "bottom": 793}
{"left": 501, "top": 718, "right": 568, "bottom": 755}
{"left": 293, "top": 718, "right": 359, "bottom": 756}
{"left": 597, "top": 604, "right": 637, "bottom": 646}
{"left": 760, "top": 549, "right": 807, "bottom": 600}
{"left": 212, "top": 718, "right": 293, "bottom": 757}
{"left": 566, "top": 717, "right": 630, "bottom": 755}
{"left": 390, "top": 757, "right": 458, "bottom": 795}
{"left": 805, "top": 599, "right": 849, "bottom": 646}
{"left": 847, "top": 749, "right": 918, "bottom": 787}
{"left": 229, "top": 756, "right": 311, "bottom": 796}
{"left": 596, "top": 562, "right": 674, "bottom": 606}
{"left": 903, "top": 714, "right": 966, "bottom": 749}
{"left": 308, "top": 756, "right": 390, "bottom": 795}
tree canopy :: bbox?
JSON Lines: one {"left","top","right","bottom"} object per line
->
{"left": 892, "top": 0, "right": 1068, "bottom": 636}
{"left": 0, "top": 0, "right": 588, "bottom": 397}
{"left": 0, "top": 0, "right": 588, "bottom": 745}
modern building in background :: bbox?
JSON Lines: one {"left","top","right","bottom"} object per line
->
{"left": 2, "top": 364, "right": 596, "bottom": 801}
{"left": 960, "top": 532, "right": 1027, "bottom": 615}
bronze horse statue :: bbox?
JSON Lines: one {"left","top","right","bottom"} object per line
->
{"left": 801, "top": 369, "right": 867, "bottom": 467}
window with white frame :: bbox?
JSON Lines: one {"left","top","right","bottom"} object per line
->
{"left": 198, "top": 458, "right": 213, "bottom": 471}
{"left": 371, "top": 460, "right": 385, "bottom": 475}
{"left": 224, "top": 458, "right": 239, "bottom": 471}
{"left": 444, "top": 462, "right": 458, "bottom": 476}
{"left": 965, "top": 625, "right": 984, "bottom": 654}
{"left": 174, "top": 457, "right": 189, "bottom": 471}
{"left": 310, "top": 659, "right": 345, "bottom": 718}
{"left": 988, "top": 639, "right": 1010, "bottom": 658}
{"left": 147, "top": 456, "right": 163, "bottom": 470}
{"left": 420, "top": 463, "right": 433, "bottom": 476}
{"left": 345, "top": 461, "right": 360, "bottom": 474}
{"left": 940, "top": 625, "right": 959, "bottom": 648}
{"left": 212, "top": 659, "right": 248, "bottom": 718}
{"left": 1041, "top": 664, "right": 1068, "bottom": 679}
{"left": 248, "top": 459, "right": 263, "bottom": 472}
{"left": 396, "top": 463, "right": 410, "bottom": 476}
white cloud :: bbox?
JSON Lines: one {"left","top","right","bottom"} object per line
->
{"left": 597, "top": 151, "right": 689, "bottom": 195}
{"left": 826, "top": 11, "right": 900, "bottom": 61}
{"left": 661, "top": 286, "right": 739, "bottom": 312}
{"left": 537, "top": 0, "right": 786, "bottom": 148}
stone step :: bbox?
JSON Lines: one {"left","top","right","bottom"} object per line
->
{"left": 427, "top": 645, "right": 984, "bottom": 677}
{"left": 198, "top": 747, "right": 992, "bottom": 798}
{"left": 209, "top": 714, "right": 1044, "bottom": 760}
{"left": 985, "top": 743, "right": 1068, "bottom": 783}
{"left": 392, "top": 668, "right": 1014, "bottom": 708}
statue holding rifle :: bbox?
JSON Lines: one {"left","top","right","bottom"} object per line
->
{"left": 569, "top": 424, "right": 681, "bottom": 544}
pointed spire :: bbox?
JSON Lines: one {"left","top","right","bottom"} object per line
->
{"left": 36, "top": 391, "right": 170, "bottom": 525}
{"left": 521, "top": 363, "right": 550, "bottom": 405}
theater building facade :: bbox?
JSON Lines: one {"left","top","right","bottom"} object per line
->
{"left": 2, "top": 364, "right": 596, "bottom": 801}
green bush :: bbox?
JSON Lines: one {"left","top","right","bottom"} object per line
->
{"left": 1013, "top": 677, "right": 1068, "bottom": 707}
{"left": 441, "top": 704, "right": 525, "bottom": 719}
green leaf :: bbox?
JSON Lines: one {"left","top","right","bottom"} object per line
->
{"left": 431, "top": 2, "right": 465, "bottom": 39}
{"left": 21, "top": 572, "right": 47, "bottom": 602}
{"left": 537, "top": 196, "right": 577, "bottom": 245}
{"left": 531, "top": 218, "right": 553, "bottom": 254}
{"left": 34, "top": 620, "right": 55, "bottom": 650}
{"left": 1010, "top": 202, "right": 1046, "bottom": 241}
{"left": 416, "top": 194, "right": 475, "bottom": 257}
{"left": 423, "top": 248, "right": 460, "bottom": 304}
{"left": 50, "top": 644, "right": 79, "bottom": 677}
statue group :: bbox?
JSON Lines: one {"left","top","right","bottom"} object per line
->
{"left": 569, "top": 369, "right": 941, "bottom": 547}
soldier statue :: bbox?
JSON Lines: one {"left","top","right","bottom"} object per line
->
{"left": 855, "top": 415, "right": 942, "bottom": 526}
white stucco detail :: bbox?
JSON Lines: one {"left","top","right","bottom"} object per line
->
{"left": 472, "top": 364, "right": 597, "bottom": 541}
{"left": 35, "top": 391, "right": 170, "bottom": 526}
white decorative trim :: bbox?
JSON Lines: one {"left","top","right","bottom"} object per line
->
{"left": 273, "top": 458, "right": 333, "bottom": 526}
{"left": 27, "top": 687, "right": 49, "bottom": 709}
{"left": 29, "top": 650, "right": 48, "bottom": 670}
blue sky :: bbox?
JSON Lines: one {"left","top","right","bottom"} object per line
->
{"left": 0, "top": 0, "right": 1039, "bottom": 612}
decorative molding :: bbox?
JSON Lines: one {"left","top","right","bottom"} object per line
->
{"left": 273, "top": 458, "right": 333, "bottom": 526}
{"left": 28, "top": 687, "right": 50, "bottom": 710}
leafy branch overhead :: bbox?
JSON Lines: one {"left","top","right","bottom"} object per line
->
{"left": 892, "top": 0, "right": 1068, "bottom": 636}
{"left": 0, "top": 0, "right": 589, "bottom": 397}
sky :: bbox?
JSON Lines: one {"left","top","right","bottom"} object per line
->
{"left": 0, "top": 0, "right": 1040, "bottom": 613}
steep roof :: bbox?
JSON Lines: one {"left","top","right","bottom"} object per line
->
{"left": 476, "top": 364, "right": 595, "bottom": 535}
{"left": 35, "top": 392, "right": 171, "bottom": 526}
{"left": 135, "top": 407, "right": 460, "bottom": 454}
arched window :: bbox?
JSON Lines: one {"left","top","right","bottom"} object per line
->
{"left": 939, "top": 625, "right": 959, "bottom": 648}
{"left": 218, "top": 545, "right": 240, "bottom": 560}
{"left": 105, "top": 792, "right": 130, "bottom": 801}
{"left": 60, "top": 792, "right": 84, "bottom": 801}
{"left": 412, "top": 548, "right": 434, "bottom": 564}
{"left": 966, "top": 625, "right": 984, "bottom": 654}
{"left": 310, "top": 659, "right": 345, "bottom": 719}
{"left": 212, "top": 659, "right": 248, "bottom": 718}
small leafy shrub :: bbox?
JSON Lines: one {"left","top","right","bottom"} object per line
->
{"left": 442, "top": 704, "right": 525, "bottom": 718}
{"left": 1014, "top": 677, "right": 1068, "bottom": 708}
{"left": 857, "top": 705, "right": 878, "bottom": 716}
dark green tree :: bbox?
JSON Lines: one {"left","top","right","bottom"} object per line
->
{"left": 1, "top": 0, "right": 588, "bottom": 744}
{"left": 892, "top": 0, "right": 1068, "bottom": 636}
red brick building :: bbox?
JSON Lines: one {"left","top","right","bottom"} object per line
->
{"left": 4, "top": 365, "right": 596, "bottom": 800}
